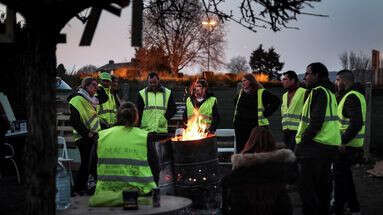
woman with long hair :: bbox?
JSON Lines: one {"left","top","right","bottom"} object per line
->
{"left": 182, "top": 78, "right": 220, "bottom": 133}
{"left": 233, "top": 73, "right": 280, "bottom": 152}
{"left": 222, "top": 127, "right": 297, "bottom": 215}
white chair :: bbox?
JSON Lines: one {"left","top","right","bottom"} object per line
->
{"left": 215, "top": 129, "right": 236, "bottom": 154}
{"left": 1, "top": 143, "right": 21, "bottom": 184}
{"left": 57, "top": 136, "right": 74, "bottom": 185}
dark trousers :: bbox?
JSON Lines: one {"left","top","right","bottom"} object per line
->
{"left": 283, "top": 130, "right": 297, "bottom": 151}
{"left": 298, "top": 158, "right": 333, "bottom": 215}
{"left": 73, "top": 138, "right": 96, "bottom": 192}
{"left": 334, "top": 151, "right": 360, "bottom": 214}
{"left": 234, "top": 126, "right": 253, "bottom": 153}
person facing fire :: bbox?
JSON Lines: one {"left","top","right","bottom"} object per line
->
{"left": 182, "top": 78, "right": 220, "bottom": 134}
{"left": 333, "top": 69, "right": 365, "bottom": 215}
{"left": 233, "top": 73, "right": 280, "bottom": 153}
{"left": 97, "top": 72, "right": 118, "bottom": 129}
{"left": 89, "top": 102, "right": 157, "bottom": 207}
{"left": 137, "top": 72, "right": 176, "bottom": 134}
{"left": 281, "top": 70, "right": 308, "bottom": 151}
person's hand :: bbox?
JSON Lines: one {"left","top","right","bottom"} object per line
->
{"left": 175, "top": 128, "right": 185, "bottom": 136}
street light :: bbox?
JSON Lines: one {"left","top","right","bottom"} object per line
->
{"left": 202, "top": 19, "right": 217, "bottom": 73}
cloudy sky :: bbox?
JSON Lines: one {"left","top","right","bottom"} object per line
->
{"left": 56, "top": 0, "right": 383, "bottom": 74}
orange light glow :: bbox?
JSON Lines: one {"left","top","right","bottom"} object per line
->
{"left": 255, "top": 73, "right": 269, "bottom": 83}
{"left": 172, "top": 109, "right": 209, "bottom": 141}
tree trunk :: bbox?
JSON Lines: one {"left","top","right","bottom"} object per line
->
{"left": 23, "top": 23, "right": 58, "bottom": 215}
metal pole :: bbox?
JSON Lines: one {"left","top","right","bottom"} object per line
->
{"left": 207, "top": 32, "right": 210, "bottom": 72}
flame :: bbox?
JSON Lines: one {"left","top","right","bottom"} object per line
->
{"left": 255, "top": 73, "right": 269, "bottom": 83}
{"left": 172, "top": 109, "right": 209, "bottom": 141}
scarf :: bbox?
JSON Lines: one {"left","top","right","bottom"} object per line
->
{"left": 78, "top": 88, "right": 99, "bottom": 108}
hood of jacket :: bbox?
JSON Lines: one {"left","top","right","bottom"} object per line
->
{"left": 231, "top": 148, "right": 296, "bottom": 170}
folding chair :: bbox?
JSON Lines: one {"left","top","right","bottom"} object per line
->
{"left": 57, "top": 136, "right": 74, "bottom": 185}
{"left": 1, "top": 143, "right": 21, "bottom": 184}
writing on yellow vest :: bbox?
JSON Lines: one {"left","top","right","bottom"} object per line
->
{"left": 89, "top": 126, "right": 156, "bottom": 206}
{"left": 338, "top": 90, "right": 366, "bottom": 148}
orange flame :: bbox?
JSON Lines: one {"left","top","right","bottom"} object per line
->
{"left": 255, "top": 73, "right": 269, "bottom": 83}
{"left": 172, "top": 109, "right": 209, "bottom": 141}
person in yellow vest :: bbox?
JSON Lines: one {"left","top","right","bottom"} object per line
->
{"left": 333, "top": 70, "right": 365, "bottom": 215}
{"left": 233, "top": 73, "right": 280, "bottom": 153}
{"left": 295, "top": 62, "right": 341, "bottom": 215}
{"left": 89, "top": 102, "right": 157, "bottom": 207}
{"left": 281, "top": 70, "right": 308, "bottom": 151}
{"left": 97, "top": 72, "right": 118, "bottom": 129}
{"left": 182, "top": 78, "right": 220, "bottom": 134}
{"left": 136, "top": 72, "right": 176, "bottom": 135}
{"left": 68, "top": 77, "right": 106, "bottom": 195}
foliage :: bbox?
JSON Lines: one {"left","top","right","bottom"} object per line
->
{"left": 226, "top": 56, "right": 249, "bottom": 73}
{"left": 135, "top": 46, "right": 172, "bottom": 73}
{"left": 249, "top": 44, "right": 284, "bottom": 79}
{"left": 143, "top": 0, "right": 226, "bottom": 74}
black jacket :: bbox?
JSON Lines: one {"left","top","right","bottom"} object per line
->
{"left": 295, "top": 79, "right": 339, "bottom": 159}
{"left": 67, "top": 89, "right": 107, "bottom": 140}
{"left": 222, "top": 149, "right": 297, "bottom": 215}
{"left": 136, "top": 86, "right": 177, "bottom": 127}
{"left": 233, "top": 89, "right": 280, "bottom": 128}
{"left": 182, "top": 92, "right": 220, "bottom": 133}
{"left": 337, "top": 84, "right": 364, "bottom": 145}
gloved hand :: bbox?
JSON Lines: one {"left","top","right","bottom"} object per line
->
{"left": 175, "top": 128, "right": 185, "bottom": 136}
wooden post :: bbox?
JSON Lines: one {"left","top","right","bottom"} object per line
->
{"left": 372, "top": 49, "right": 380, "bottom": 86}
{"left": 364, "top": 81, "right": 372, "bottom": 161}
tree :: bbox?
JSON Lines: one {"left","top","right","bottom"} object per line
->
{"left": 0, "top": 1, "right": 323, "bottom": 214}
{"left": 76, "top": 64, "right": 97, "bottom": 75}
{"left": 339, "top": 51, "right": 371, "bottom": 82}
{"left": 227, "top": 56, "right": 249, "bottom": 73}
{"left": 249, "top": 44, "right": 284, "bottom": 79}
{"left": 134, "top": 46, "right": 171, "bottom": 73}
{"left": 143, "top": 0, "right": 226, "bottom": 74}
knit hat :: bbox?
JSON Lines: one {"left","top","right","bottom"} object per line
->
{"left": 99, "top": 72, "right": 112, "bottom": 81}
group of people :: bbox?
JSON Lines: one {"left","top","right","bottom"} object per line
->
{"left": 68, "top": 63, "right": 365, "bottom": 214}
{"left": 225, "top": 62, "right": 365, "bottom": 215}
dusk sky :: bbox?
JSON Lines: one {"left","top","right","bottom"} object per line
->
{"left": 56, "top": 0, "right": 383, "bottom": 74}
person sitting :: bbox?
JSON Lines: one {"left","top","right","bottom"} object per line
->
{"left": 222, "top": 127, "right": 297, "bottom": 215}
{"left": 89, "top": 102, "right": 157, "bottom": 207}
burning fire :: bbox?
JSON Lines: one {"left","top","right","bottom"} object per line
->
{"left": 172, "top": 109, "right": 209, "bottom": 141}
{"left": 255, "top": 73, "right": 269, "bottom": 83}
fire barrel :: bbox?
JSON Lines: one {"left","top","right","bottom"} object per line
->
{"left": 171, "top": 135, "right": 221, "bottom": 210}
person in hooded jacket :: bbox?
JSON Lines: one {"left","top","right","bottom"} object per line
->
{"left": 182, "top": 78, "right": 220, "bottom": 134}
{"left": 222, "top": 127, "right": 297, "bottom": 215}
{"left": 68, "top": 77, "right": 107, "bottom": 195}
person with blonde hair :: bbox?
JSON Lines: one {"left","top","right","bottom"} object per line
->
{"left": 222, "top": 127, "right": 297, "bottom": 215}
{"left": 233, "top": 73, "right": 280, "bottom": 152}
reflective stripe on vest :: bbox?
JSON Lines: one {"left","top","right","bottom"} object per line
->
{"left": 96, "top": 126, "right": 156, "bottom": 195}
{"left": 281, "top": 87, "right": 307, "bottom": 131}
{"left": 139, "top": 87, "right": 171, "bottom": 133}
{"left": 69, "top": 95, "right": 101, "bottom": 141}
{"left": 97, "top": 85, "right": 117, "bottom": 127}
{"left": 186, "top": 97, "right": 216, "bottom": 126}
{"left": 295, "top": 86, "right": 341, "bottom": 146}
{"left": 338, "top": 90, "right": 366, "bottom": 148}
{"left": 234, "top": 88, "right": 269, "bottom": 126}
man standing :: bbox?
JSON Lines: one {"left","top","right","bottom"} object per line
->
{"left": 137, "top": 72, "right": 176, "bottom": 134}
{"left": 97, "top": 72, "right": 117, "bottom": 129}
{"left": 333, "top": 70, "right": 365, "bottom": 215}
{"left": 295, "top": 62, "right": 341, "bottom": 215}
{"left": 281, "top": 70, "right": 307, "bottom": 151}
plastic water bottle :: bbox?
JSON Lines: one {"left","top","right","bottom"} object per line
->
{"left": 56, "top": 162, "right": 71, "bottom": 210}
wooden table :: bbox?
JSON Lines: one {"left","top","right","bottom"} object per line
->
{"left": 57, "top": 195, "right": 193, "bottom": 215}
